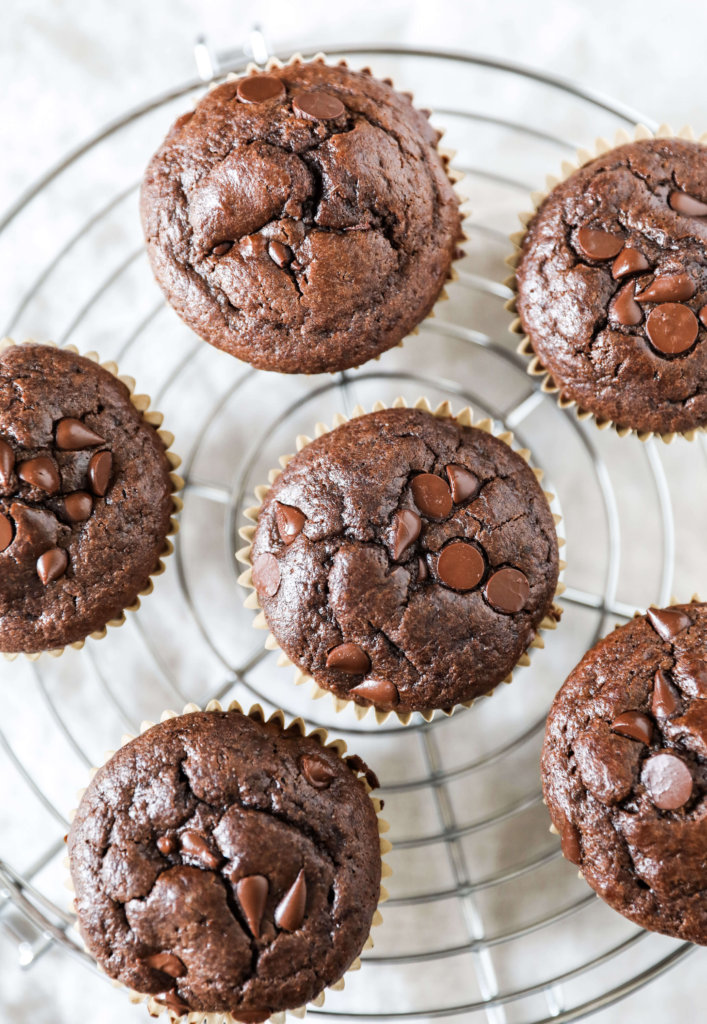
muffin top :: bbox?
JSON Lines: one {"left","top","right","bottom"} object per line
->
{"left": 0, "top": 343, "right": 174, "bottom": 653}
{"left": 250, "top": 407, "right": 560, "bottom": 714}
{"left": 515, "top": 138, "right": 707, "bottom": 435}
{"left": 542, "top": 602, "right": 707, "bottom": 944}
{"left": 140, "top": 60, "right": 462, "bottom": 374}
{"left": 68, "top": 709, "right": 382, "bottom": 1019}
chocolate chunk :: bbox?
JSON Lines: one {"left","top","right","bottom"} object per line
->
{"left": 411, "top": 473, "right": 453, "bottom": 519}
{"left": 641, "top": 752, "right": 693, "bottom": 810}
{"left": 349, "top": 678, "right": 399, "bottom": 707}
{"left": 155, "top": 991, "right": 191, "bottom": 1015}
{"left": 274, "top": 869, "right": 306, "bottom": 931}
{"left": 300, "top": 754, "right": 336, "bottom": 789}
{"left": 646, "top": 303, "right": 698, "bottom": 356}
{"left": 647, "top": 606, "right": 692, "bottom": 640}
{"left": 391, "top": 508, "right": 421, "bottom": 559}
{"left": 212, "top": 241, "right": 233, "bottom": 256}
{"left": 292, "top": 91, "right": 345, "bottom": 120}
{"left": 275, "top": 503, "right": 305, "bottom": 545}
{"left": 0, "top": 438, "right": 15, "bottom": 485}
{"left": 64, "top": 491, "right": 93, "bottom": 523}
{"left": 652, "top": 670, "right": 679, "bottom": 718}
{"left": 236, "top": 875, "right": 268, "bottom": 939}
{"left": 0, "top": 512, "right": 13, "bottom": 552}
{"left": 156, "top": 835, "right": 176, "bottom": 856}
{"left": 180, "top": 831, "right": 221, "bottom": 870}
{"left": 576, "top": 226, "right": 624, "bottom": 260}
{"left": 252, "top": 552, "right": 281, "bottom": 598}
{"left": 445, "top": 463, "right": 480, "bottom": 503}
{"left": 560, "top": 823, "right": 581, "bottom": 865}
{"left": 437, "top": 541, "right": 484, "bottom": 591}
{"left": 611, "top": 281, "right": 642, "bottom": 326}
{"left": 19, "top": 457, "right": 60, "bottom": 495}
{"left": 56, "top": 418, "right": 105, "bottom": 450}
{"left": 612, "top": 247, "right": 650, "bottom": 279}
{"left": 237, "top": 75, "right": 286, "bottom": 104}
{"left": 326, "top": 642, "right": 370, "bottom": 674}
{"left": 268, "top": 241, "right": 292, "bottom": 268}
{"left": 37, "top": 547, "right": 68, "bottom": 584}
{"left": 144, "top": 952, "right": 186, "bottom": 978}
{"left": 88, "top": 450, "right": 113, "bottom": 496}
{"left": 636, "top": 273, "right": 695, "bottom": 302}
{"left": 611, "top": 710, "right": 654, "bottom": 745}
{"left": 669, "top": 189, "right": 707, "bottom": 216}
{"left": 485, "top": 567, "right": 530, "bottom": 614}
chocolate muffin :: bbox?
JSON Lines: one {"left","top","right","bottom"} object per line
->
{"left": 140, "top": 59, "right": 462, "bottom": 374}
{"left": 246, "top": 406, "right": 561, "bottom": 715}
{"left": 68, "top": 708, "right": 383, "bottom": 1019}
{"left": 0, "top": 343, "right": 176, "bottom": 654}
{"left": 542, "top": 601, "right": 707, "bottom": 944}
{"left": 514, "top": 137, "right": 707, "bottom": 435}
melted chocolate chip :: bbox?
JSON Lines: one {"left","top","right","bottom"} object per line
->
{"left": 411, "top": 473, "right": 453, "bottom": 519}
{"left": 274, "top": 868, "right": 307, "bottom": 931}
{"left": 417, "top": 556, "right": 428, "bottom": 581}
{"left": 349, "top": 678, "right": 399, "bottom": 707}
{"left": 612, "top": 247, "right": 650, "bottom": 279}
{"left": 391, "top": 508, "right": 421, "bottom": 559}
{"left": 636, "top": 273, "right": 695, "bottom": 303}
{"left": 37, "top": 547, "right": 68, "bottom": 585}
{"left": 292, "top": 91, "right": 345, "bottom": 120}
{"left": 642, "top": 752, "right": 693, "bottom": 809}
{"left": 445, "top": 463, "right": 480, "bottom": 503}
{"left": 212, "top": 241, "right": 233, "bottom": 256}
{"left": 611, "top": 281, "right": 642, "bottom": 326}
{"left": 326, "top": 642, "right": 370, "bottom": 674}
{"left": 275, "top": 502, "right": 306, "bottom": 545}
{"left": 155, "top": 990, "right": 191, "bottom": 1015}
{"left": 237, "top": 75, "right": 286, "bottom": 104}
{"left": 156, "top": 835, "right": 176, "bottom": 856}
{"left": 268, "top": 241, "right": 292, "bottom": 268}
{"left": 437, "top": 541, "right": 484, "bottom": 591}
{"left": 88, "top": 451, "right": 112, "bottom": 496}
{"left": 576, "top": 226, "right": 624, "bottom": 260}
{"left": 0, "top": 439, "right": 15, "bottom": 485}
{"left": 236, "top": 875, "right": 268, "bottom": 939}
{"left": 647, "top": 606, "right": 692, "bottom": 640}
{"left": 19, "top": 457, "right": 60, "bottom": 495}
{"left": 63, "top": 491, "right": 93, "bottom": 523}
{"left": 144, "top": 952, "right": 186, "bottom": 978}
{"left": 252, "top": 553, "right": 281, "bottom": 598}
{"left": 180, "top": 830, "right": 221, "bottom": 870}
{"left": 300, "top": 754, "right": 337, "bottom": 789}
{"left": 611, "top": 710, "right": 654, "bottom": 745}
{"left": 652, "top": 670, "right": 679, "bottom": 718}
{"left": 485, "top": 567, "right": 530, "bottom": 614}
{"left": 669, "top": 189, "right": 707, "bottom": 216}
{"left": 55, "top": 418, "right": 105, "bottom": 450}
{"left": 0, "top": 512, "right": 13, "bottom": 552}
{"left": 646, "top": 303, "right": 698, "bottom": 356}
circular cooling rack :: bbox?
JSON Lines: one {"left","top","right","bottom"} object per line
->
{"left": 0, "top": 42, "right": 700, "bottom": 1024}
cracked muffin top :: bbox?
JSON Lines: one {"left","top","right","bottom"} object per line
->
{"left": 542, "top": 602, "right": 707, "bottom": 945}
{"left": 140, "top": 60, "right": 462, "bottom": 375}
{"left": 515, "top": 138, "right": 707, "bottom": 435}
{"left": 0, "top": 343, "right": 174, "bottom": 654}
{"left": 249, "top": 407, "right": 561, "bottom": 714}
{"left": 68, "top": 709, "right": 382, "bottom": 1020}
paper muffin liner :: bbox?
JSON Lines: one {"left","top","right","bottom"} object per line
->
{"left": 506, "top": 123, "right": 707, "bottom": 444}
{"left": 0, "top": 337, "right": 183, "bottom": 662}
{"left": 64, "top": 698, "right": 391, "bottom": 1024}
{"left": 237, "top": 395, "right": 566, "bottom": 726}
{"left": 203, "top": 51, "right": 470, "bottom": 370}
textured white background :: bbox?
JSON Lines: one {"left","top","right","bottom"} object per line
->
{"left": 1, "top": 1, "right": 706, "bottom": 1021}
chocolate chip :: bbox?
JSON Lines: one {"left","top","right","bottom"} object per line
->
{"left": 37, "top": 547, "right": 68, "bottom": 584}
{"left": 611, "top": 710, "right": 654, "bottom": 745}
{"left": 437, "top": 541, "right": 484, "bottom": 591}
{"left": 275, "top": 502, "right": 305, "bottom": 545}
{"left": 55, "top": 418, "right": 105, "bottom": 450}
{"left": 485, "top": 567, "right": 529, "bottom": 614}
{"left": 88, "top": 451, "right": 112, "bottom": 496}
{"left": 669, "top": 189, "right": 707, "bottom": 216}
{"left": 700, "top": 305, "right": 707, "bottom": 329}
{"left": 647, "top": 606, "right": 692, "bottom": 640}
{"left": 144, "top": 952, "right": 186, "bottom": 978}
{"left": 446, "top": 463, "right": 480, "bottom": 503}
{"left": 411, "top": 473, "right": 453, "bottom": 519}
{"left": 268, "top": 241, "right": 292, "bottom": 268}
{"left": 0, "top": 512, "right": 13, "bottom": 553}
{"left": 19, "top": 457, "right": 60, "bottom": 495}
{"left": 636, "top": 273, "right": 695, "bottom": 302}
{"left": 612, "top": 247, "right": 650, "bottom": 279}
{"left": 156, "top": 835, "right": 176, "bottom": 856}
{"left": 274, "top": 868, "right": 307, "bottom": 931}
{"left": 155, "top": 991, "right": 191, "bottom": 1015}
{"left": 300, "top": 754, "right": 337, "bottom": 789}
{"left": 576, "top": 226, "right": 624, "bottom": 260}
{"left": 180, "top": 830, "right": 221, "bottom": 870}
{"left": 236, "top": 875, "right": 268, "bottom": 939}
{"left": 417, "top": 556, "right": 428, "bottom": 581}
{"left": 64, "top": 491, "right": 93, "bottom": 523}
{"left": 0, "top": 439, "right": 15, "bottom": 485}
{"left": 391, "top": 508, "right": 421, "bottom": 559}
{"left": 326, "top": 642, "right": 370, "bottom": 674}
{"left": 237, "top": 74, "right": 286, "bottom": 104}
{"left": 212, "top": 241, "right": 233, "bottom": 256}
{"left": 652, "top": 670, "right": 679, "bottom": 718}
{"left": 611, "top": 281, "right": 642, "bottom": 326}
{"left": 645, "top": 303, "right": 698, "bottom": 356}
{"left": 641, "top": 752, "right": 693, "bottom": 809}
{"left": 252, "top": 552, "right": 280, "bottom": 597}
{"left": 349, "top": 678, "right": 399, "bottom": 707}
{"left": 292, "top": 91, "right": 345, "bottom": 120}
{"left": 560, "top": 823, "right": 581, "bottom": 865}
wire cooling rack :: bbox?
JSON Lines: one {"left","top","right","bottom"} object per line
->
{"left": 0, "top": 39, "right": 701, "bottom": 1024}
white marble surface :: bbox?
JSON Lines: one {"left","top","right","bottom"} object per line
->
{"left": 1, "top": 1, "right": 706, "bottom": 1022}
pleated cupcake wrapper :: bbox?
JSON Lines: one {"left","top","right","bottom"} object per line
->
{"left": 237, "top": 395, "right": 566, "bottom": 726}
{"left": 203, "top": 51, "right": 470, "bottom": 369}
{"left": 64, "top": 698, "right": 391, "bottom": 1024}
{"left": 506, "top": 123, "right": 707, "bottom": 444}
{"left": 0, "top": 336, "right": 184, "bottom": 662}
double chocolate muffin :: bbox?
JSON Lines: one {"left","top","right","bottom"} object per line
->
{"left": 68, "top": 708, "right": 383, "bottom": 1019}
{"left": 514, "top": 137, "right": 707, "bottom": 435}
{"left": 0, "top": 343, "right": 176, "bottom": 654}
{"left": 247, "top": 406, "right": 561, "bottom": 715}
{"left": 542, "top": 601, "right": 707, "bottom": 944}
{"left": 140, "top": 59, "right": 462, "bottom": 374}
